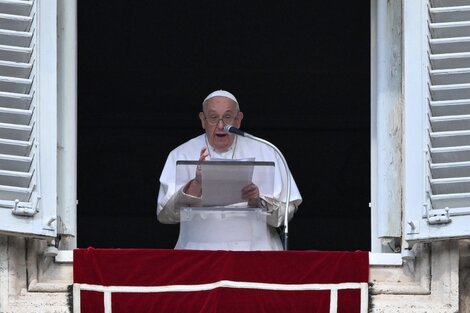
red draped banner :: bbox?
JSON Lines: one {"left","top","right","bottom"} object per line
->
{"left": 73, "top": 248, "right": 369, "bottom": 313}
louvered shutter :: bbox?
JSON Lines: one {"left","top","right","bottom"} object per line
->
{"left": 405, "top": 0, "right": 470, "bottom": 242}
{"left": 0, "top": 0, "right": 57, "bottom": 238}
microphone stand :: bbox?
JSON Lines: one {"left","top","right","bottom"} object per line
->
{"left": 225, "top": 126, "right": 291, "bottom": 250}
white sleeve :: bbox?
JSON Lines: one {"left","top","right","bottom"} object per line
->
{"left": 157, "top": 136, "right": 208, "bottom": 224}
{"left": 157, "top": 183, "right": 202, "bottom": 224}
{"left": 261, "top": 196, "right": 301, "bottom": 228}
{"left": 262, "top": 151, "right": 302, "bottom": 228}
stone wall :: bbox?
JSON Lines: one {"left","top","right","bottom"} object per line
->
{"left": 0, "top": 236, "right": 72, "bottom": 313}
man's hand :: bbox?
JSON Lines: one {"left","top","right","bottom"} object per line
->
{"left": 184, "top": 147, "right": 208, "bottom": 197}
{"left": 242, "top": 182, "right": 260, "bottom": 207}
{"left": 194, "top": 147, "right": 208, "bottom": 184}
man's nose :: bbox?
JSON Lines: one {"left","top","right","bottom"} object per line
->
{"left": 216, "top": 119, "right": 225, "bottom": 128}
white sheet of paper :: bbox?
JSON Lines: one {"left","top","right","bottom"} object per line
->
{"left": 201, "top": 159, "right": 255, "bottom": 206}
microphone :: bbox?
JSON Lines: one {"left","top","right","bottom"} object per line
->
{"left": 223, "top": 124, "right": 292, "bottom": 250}
{"left": 223, "top": 124, "right": 246, "bottom": 137}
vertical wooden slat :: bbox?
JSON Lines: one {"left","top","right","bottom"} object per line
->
{"left": 329, "top": 288, "right": 338, "bottom": 313}
{"left": 104, "top": 290, "right": 112, "bottom": 313}
{"left": 73, "top": 284, "right": 81, "bottom": 313}
{"left": 360, "top": 283, "right": 369, "bottom": 313}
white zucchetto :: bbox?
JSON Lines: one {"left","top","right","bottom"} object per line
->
{"left": 203, "top": 90, "right": 239, "bottom": 106}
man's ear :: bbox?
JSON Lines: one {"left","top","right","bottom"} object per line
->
{"left": 235, "top": 111, "right": 244, "bottom": 127}
{"left": 199, "top": 112, "right": 206, "bottom": 130}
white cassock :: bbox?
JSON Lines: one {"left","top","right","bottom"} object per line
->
{"left": 157, "top": 133, "right": 302, "bottom": 251}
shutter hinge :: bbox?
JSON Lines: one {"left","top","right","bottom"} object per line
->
{"left": 426, "top": 207, "right": 451, "bottom": 225}
{"left": 12, "top": 197, "right": 40, "bottom": 217}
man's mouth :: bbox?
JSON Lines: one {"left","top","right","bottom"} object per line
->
{"left": 215, "top": 133, "right": 227, "bottom": 138}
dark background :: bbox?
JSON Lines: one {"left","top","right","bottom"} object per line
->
{"left": 77, "top": 1, "right": 371, "bottom": 251}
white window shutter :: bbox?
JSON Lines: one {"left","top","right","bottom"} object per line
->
{"left": 0, "top": 0, "right": 57, "bottom": 238}
{"left": 405, "top": 0, "right": 470, "bottom": 242}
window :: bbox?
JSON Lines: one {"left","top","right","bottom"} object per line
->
{"left": 0, "top": 0, "right": 57, "bottom": 238}
{"left": 404, "top": 0, "right": 470, "bottom": 242}
{"left": 372, "top": 0, "right": 470, "bottom": 256}
{"left": 404, "top": 0, "right": 470, "bottom": 241}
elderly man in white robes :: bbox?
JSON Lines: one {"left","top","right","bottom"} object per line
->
{"left": 157, "top": 90, "right": 302, "bottom": 250}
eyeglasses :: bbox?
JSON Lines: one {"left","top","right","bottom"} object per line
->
{"left": 204, "top": 112, "right": 239, "bottom": 125}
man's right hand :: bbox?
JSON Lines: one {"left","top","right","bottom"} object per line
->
{"left": 184, "top": 147, "right": 208, "bottom": 197}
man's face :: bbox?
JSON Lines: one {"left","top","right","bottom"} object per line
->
{"left": 199, "top": 96, "right": 243, "bottom": 151}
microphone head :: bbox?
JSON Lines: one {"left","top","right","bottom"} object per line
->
{"left": 223, "top": 124, "right": 233, "bottom": 134}
{"left": 223, "top": 124, "right": 245, "bottom": 136}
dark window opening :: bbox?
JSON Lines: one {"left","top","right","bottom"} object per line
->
{"left": 77, "top": 2, "right": 371, "bottom": 251}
